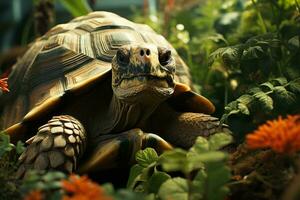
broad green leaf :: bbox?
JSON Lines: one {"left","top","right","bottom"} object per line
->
{"left": 159, "top": 149, "right": 190, "bottom": 173}
{"left": 127, "top": 164, "right": 144, "bottom": 189}
{"left": 190, "top": 136, "right": 209, "bottom": 153}
{"left": 136, "top": 148, "right": 158, "bottom": 168}
{"left": 205, "top": 162, "right": 231, "bottom": 200}
{"left": 148, "top": 171, "right": 171, "bottom": 193}
{"left": 186, "top": 152, "right": 205, "bottom": 170}
{"left": 191, "top": 169, "right": 207, "bottom": 199}
{"left": 57, "top": 0, "right": 92, "bottom": 17}
{"left": 209, "top": 133, "right": 233, "bottom": 150}
{"left": 113, "top": 189, "right": 146, "bottom": 200}
{"left": 158, "top": 178, "right": 188, "bottom": 200}
{"left": 253, "top": 91, "right": 273, "bottom": 111}
{"left": 190, "top": 151, "right": 228, "bottom": 163}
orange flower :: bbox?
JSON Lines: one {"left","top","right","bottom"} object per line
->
{"left": 246, "top": 115, "right": 300, "bottom": 154}
{"left": 61, "top": 174, "right": 112, "bottom": 200}
{"left": 0, "top": 77, "right": 9, "bottom": 92}
{"left": 24, "top": 190, "right": 43, "bottom": 200}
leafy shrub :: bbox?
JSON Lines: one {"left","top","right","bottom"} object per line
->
{"left": 0, "top": 132, "right": 24, "bottom": 199}
{"left": 127, "top": 132, "right": 233, "bottom": 200}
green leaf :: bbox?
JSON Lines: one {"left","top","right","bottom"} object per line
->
{"left": 136, "top": 148, "right": 158, "bottom": 168}
{"left": 260, "top": 82, "right": 274, "bottom": 92}
{"left": 190, "top": 151, "right": 228, "bottom": 163}
{"left": 127, "top": 164, "right": 144, "bottom": 189}
{"left": 288, "top": 78, "right": 300, "bottom": 93}
{"left": 16, "top": 141, "right": 25, "bottom": 155}
{"left": 113, "top": 189, "right": 146, "bottom": 200}
{"left": 191, "top": 169, "right": 207, "bottom": 200}
{"left": 253, "top": 91, "right": 273, "bottom": 111}
{"left": 248, "top": 87, "right": 262, "bottom": 94}
{"left": 288, "top": 36, "right": 300, "bottom": 48}
{"left": 272, "top": 77, "right": 288, "bottom": 86}
{"left": 42, "top": 171, "right": 66, "bottom": 182}
{"left": 273, "top": 86, "right": 296, "bottom": 103}
{"left": 159, "top": 149, "right": 190, "bottom": 173}
{"left": 242, "top": 45, "right": 264, "bottom": 60}
{"left": 237, "top": 94, "right": 253, "bottom": 105}
{"left": 148, "top": 171, "right": 171, "bottom": 193}
{"left": 0, "top": 133, "right": 14, "bottom": 158}
{"left": 209, "top": 133, "right": 233, "bottom": 150}
{"left": 205, "top": 162, "right": 231, "bottom": 200}
{"left": 158, "top": 178, "right": 188, "bottom": 200}
{"left": 237, "top": 103, "right": 250, "bottom": 115}
{"left": 221, "top": 46, "right": 242, "bottom": 67}
{"left": 190, "top": 136, "right": 209, "bottom": 153}
{"left": 57, "top": 0, "right": 92, "bottom": 17}
{"left": 208, "top": 47, "right": 227, "bottom": 66}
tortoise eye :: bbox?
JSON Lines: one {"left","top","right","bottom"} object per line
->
{"left": 158, "top": 47, "right": 172, "bottom": 66}
{"left": 116, "top": 48, "right": 130, "bottom": 66}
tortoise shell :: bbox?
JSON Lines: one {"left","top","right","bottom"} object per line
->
{"left": 1, "top": 11, "right": 192, "bottom": 129}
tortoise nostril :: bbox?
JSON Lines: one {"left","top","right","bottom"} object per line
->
{"left": 146, "top": 49, "right": 150, "bottom": 56}
{"left": 140, "top": 49, "right": 144, "bottom": 56}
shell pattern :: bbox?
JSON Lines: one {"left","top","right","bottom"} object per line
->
{"left": 1, "top": 11, "right": 192, "bottom": 129}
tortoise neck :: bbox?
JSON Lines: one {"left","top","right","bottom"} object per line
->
{"left": 107, "top": 94, "right": 161, "bottom": 132}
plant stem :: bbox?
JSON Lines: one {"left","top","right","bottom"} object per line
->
{"left": 224, "top": 79, "right": 228, "bottom": 107}
{"left": 251, "top": 0, "right": 268, "bottom": 33}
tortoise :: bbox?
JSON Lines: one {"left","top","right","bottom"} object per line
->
{"left": 0, "top": 11, "right": 229, "bottom": 177}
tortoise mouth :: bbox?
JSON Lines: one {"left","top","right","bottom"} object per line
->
{"left": 119, "top": 74, "right": 174, "bottom": 87}
{"left": 113, "top": 74, "right": 175, "bottom": 101}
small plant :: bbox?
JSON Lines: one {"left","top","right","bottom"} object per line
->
{"left": 0, "top": 132, "right": 24, "bottom": 199}
{"left": 21, "top": 171, "right": 66, "bottom": 199}
{"left": 127, "top": 132, "right": 233, "bottom": 200}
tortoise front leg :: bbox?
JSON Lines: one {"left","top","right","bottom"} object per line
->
{"left": 149, "top": 105, "right": 231, "bottom": 149}
{"left": 16, "top": 115, "right": 86, "bottom": 178}
{"left": 78, "top": 128, "right": 172, "bottom": 173}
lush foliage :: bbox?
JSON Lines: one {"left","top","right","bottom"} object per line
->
{"left": 127, "top": 132, "right": 232, "bottom": 200}
{"left": 0, "top": 132, "right": 24, "bottom": 199}
{"left": 1, "top": 132, "right": 232, "bottom": 200}
{"left": 132, "top": 0, "right": 300, "bottom": 139}
{"left": 0, "top": 0, "right": 300, "bottom": 199}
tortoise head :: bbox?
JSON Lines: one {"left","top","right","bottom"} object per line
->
{"left": 112, "top": 43, "right": 176, "bottom": 102}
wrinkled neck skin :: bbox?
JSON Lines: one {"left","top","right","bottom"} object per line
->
{"left": 102, "top": 93, "right": 164, "bottom": 134}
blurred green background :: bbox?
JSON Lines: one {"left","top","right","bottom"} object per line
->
{"left": 0, "top": 0, "right": 299, "bottom": 141}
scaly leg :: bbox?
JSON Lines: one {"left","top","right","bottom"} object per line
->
{"left": 148, "top": 104, "right": 231, "bottom": 149}
{"left": 16, "top": 115, "right": 86, "bottom": 178}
